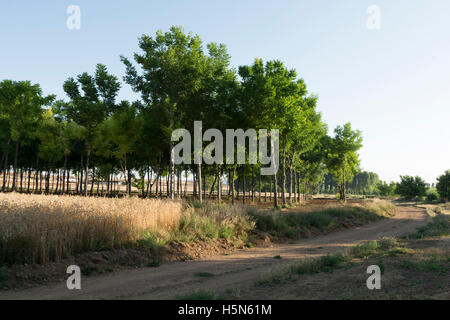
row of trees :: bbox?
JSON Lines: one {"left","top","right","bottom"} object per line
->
{"left": 0, "top": 26, "right": 365, "bottom": 206}
{"left": 376, "top": 171, "right": 449, "bottom": 201}
{"left": 322, "top": 171, "right": 380, "bottom": 195}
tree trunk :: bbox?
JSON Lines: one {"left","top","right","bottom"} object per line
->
{"left": 197, "top": 164, "right": 202, "bottom": 202}
{"left": 169, "top": 141, "right": 175, "bottom": 200}
{"left": 27, "top": 168, "right": 31, "bottom": 193}
{"left": 251, "top": 167, "right": 255, "bottom": 202}
{"left": 90, "top": 168, "right": 95, "bottom": 196}
{"left": 273, "top": 172, "right": 278, "bottom": 207}
{"left": 209, "top": 172, "right": 218, "bottom": 199}
{"left": 293, "top": 169, "right": 297, "bottom": 203}
{"left": 11, "top": 141, "right": 19, "bottom": 191}
{"left": 342, "top": 165, "right": 346, "bottom": 202}
{"left": 281, "top": 144, "right": 286, "bottom": 205}
{"left": 242, "top": 167, "right": 246, "bottom": 204}
{"left": 217, "top": 165, "right": 222, "bottom": 203}
{"left": 45, "top": 170, "right": 50, "bottom": 194}
{"left": 62, "top": 154, "right": 68, "bottom": 194}
{"left": 269, "top": 178, "right": 272, "bottom": 201}
{"left": 67, "top": 169, "right": 70, "bottom": 194}
{"left": 34, "top": 150, "right": 39, "bottom": 194}
{"left": 19, "top": 167, "right": 23, "bottom": 192}
{"left": 231, "top": 167, "right": 235, "bottom": 205}
{"left": 79, "top": 153, "right": 84, "bottom": 195}
{"left": 184, "top": 170, "right": 187, "bottom": 197}
{"left": 55, "top": 169, "right": 60, "bottom": 194}
{"left": 289, "top": 165, "right": 293, "bottom": 204}
{"left": 83, "top": 144, "right": 91, "bottom": 196}
{"left": 258, "top": 171, "right": 262, "bottom": 203}
{"left": 127, "top": 168, "right": 132, "bottom": 197}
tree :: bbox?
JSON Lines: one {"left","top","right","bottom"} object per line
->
{"left": 103, "top": 101, "right": 143, "bottom": 196}
{"left": 436, "top": 170, "right": 450, "bottom": 201}
{"left": 396, "top": 175, "right": 427, "bottom": 199}
{"left": 62, "top": 64, "right": 120, "bottom": 196}
{"left": 122, "top": 26, "right": 211, "bottom": 200}
{"left": 376, "top": 181, "right": 396, "bottom": 197}
{"left": 0, "top": 80, "right": 54, "bottom": 191}
{"left": 323, "top": 123, "right": 363, "bottom": 201}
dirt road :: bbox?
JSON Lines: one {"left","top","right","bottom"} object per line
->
{"left": 0, "top": 205, "right": 428, "bottom": 300}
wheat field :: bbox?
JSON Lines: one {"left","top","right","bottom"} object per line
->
{"left": 0, "top": 193, "right": 183, "bottom": 264}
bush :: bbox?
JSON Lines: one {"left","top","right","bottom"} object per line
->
{"left": 425, "top": 189, "right": 440, "bottom": 202}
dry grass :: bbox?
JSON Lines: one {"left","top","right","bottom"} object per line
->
{"left": 250, "top": 199, "right": 397, "bottom": 239}
{"left": 175, "top": 202, "right": 255, "bottom": 242}
{"left": 0, "top": 193, "right": 183, "bottom": 264}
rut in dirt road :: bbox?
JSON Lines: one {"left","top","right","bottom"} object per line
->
{"left": 0, "top": 206, "right": 428, "bottom": 300}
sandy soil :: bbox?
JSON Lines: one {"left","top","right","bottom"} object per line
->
{"left": 0, "top": 205, "right": 429, "bottom": 300}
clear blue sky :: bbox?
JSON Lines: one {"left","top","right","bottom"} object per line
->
{"left": 1, "top": 0, "right": 449, "bottom": 184}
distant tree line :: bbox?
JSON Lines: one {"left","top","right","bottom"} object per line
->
{"left": 321, "top": 171, "right": 380, "bottom": 195}
{"left": 376, "top": 172, "right": 449, "bottom": 202}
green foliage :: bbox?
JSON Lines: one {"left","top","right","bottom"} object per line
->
{"left": 175, "top": 204, "right": 255, "bottom": 242}
{"left": 376, "top": 181, "right": 397, "bottom": 197}
{"left": 400, "top": 257, "right": 448, "bottom": 273}
{"left": 436, "top": 170, "right": 450, "bottom": 200}
{"left": 425, "top": 189, "right": 440, "bottom": 202}
{"left": 147, "top": 260, "right": 161, "bottom": 268}
{"left": 323, "top": 123, "right": 363, "bottom": 201}
{"left": 350, "top": 238, "right": 414, "bottom": 259}
{"left": 396, "top": 175, "right": 427, "bottom": 199}
{"left": 258, "top": 253, "right": 349, "bottom": 286}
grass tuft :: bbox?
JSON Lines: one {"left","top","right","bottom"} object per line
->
{"left": 194, "top": 272, "right": 215, "bottom": 277}
{"left": 176, "top": 289, "right": 216, "bottom": 300}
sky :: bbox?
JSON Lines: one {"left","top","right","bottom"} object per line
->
{"left": 0, "top": 0, "right": 449, "bottom": 184}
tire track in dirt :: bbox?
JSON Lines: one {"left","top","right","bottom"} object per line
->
{"left": 0, "top": 206, "right": 428, "bottom": 300}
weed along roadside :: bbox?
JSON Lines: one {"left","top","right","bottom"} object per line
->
{"left": 0, "top": 194, "right": 397, "bottom": 290}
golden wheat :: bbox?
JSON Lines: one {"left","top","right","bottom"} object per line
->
{"left": 0, "top": 193, "right": 183, "bottom": 264}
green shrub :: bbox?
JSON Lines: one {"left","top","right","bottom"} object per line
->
{"left": 425, "top": 189, "right": 440, "bottom": 202}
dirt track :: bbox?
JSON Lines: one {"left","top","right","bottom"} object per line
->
{"left": 0, "top": 205, "right": 428, "bottom": 300}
